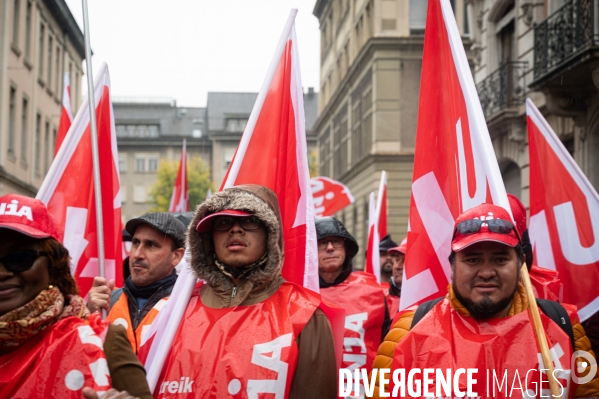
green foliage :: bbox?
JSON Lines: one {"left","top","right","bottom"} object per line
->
{"left": 149, "top": 156, "right": 214, "bottom": 212}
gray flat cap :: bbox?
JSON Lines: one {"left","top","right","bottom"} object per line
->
{"left": 125, "top": 212, "right": 186, "bottom": 249}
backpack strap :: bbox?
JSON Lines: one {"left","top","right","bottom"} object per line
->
{"left": 410, "top": 297, "right": 444, "bottom": 329}
{"left": 110, "top": 288, "right": 124, "bottom": 310}
{"left": 536, "top": 298, "right": 576, "bottom": 352}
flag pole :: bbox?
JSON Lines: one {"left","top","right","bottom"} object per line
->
{"left": 81, "top": 1, "right": 106, "bottom": 285}
{"left": 521, "top": 263, "right": 562, "bottom": 398}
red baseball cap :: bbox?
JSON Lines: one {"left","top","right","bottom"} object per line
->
{"left": 451, "top": 203, "right": 520, "bottom": 252}
{"left": 507, "top": 193, "right": 527, "bottom": 236}
{"left": 0, "top": 194, "right": 62, "bottom": 242}
{"left": 195, "top": 210, "right": 252, "bottom": 233}
{"left": 389, "top": 237, "right": 408, "bottom": 254}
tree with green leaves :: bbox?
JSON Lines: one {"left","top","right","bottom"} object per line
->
{"left": 149, "top": 156, "right": 214, "bottom": 212}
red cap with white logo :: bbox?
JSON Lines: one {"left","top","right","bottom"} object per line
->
{"left": 451, "top": 203, "right": 520, "bottom": 252}
{"left": 0, "top": 194, "right": 62, "bottom": 241}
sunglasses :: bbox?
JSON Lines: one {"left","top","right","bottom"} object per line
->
{"left": 317, "top": 238, "right": 345, "bottom": 251}
{"left": 212, "top": 215, "right": 262, "bottom": 231}
{"left": 0, "top": 250, "right": 48, "bottom": 273}
{"left": 455, "top": 218, "right": 515, "bottom": 235}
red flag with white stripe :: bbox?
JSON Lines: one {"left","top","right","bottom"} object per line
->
{"left": 376, "top": 171, "right": 388, "bottom": 239}
{"left": 365, "top": 192, "right": 381, "bottom": 283}
{"left": 37, "top": 63, "right": 123, "bottom": 297}
{"left": 400, "top": 0, "right": 511, "bottom": 310}
{"left": 527, "top": 99, "right": 599, "bottom": 320}
{"left": 168, "top": 139, "right": 188, "bottom": 212}
{"left": 55, "top": 72, "right": 73, "bottom": 157}
{"left": 310, "top": 176, "right": 354, "bottom": 218}
{"left": 220, "top": 10, "right": 318, "bottom": 291}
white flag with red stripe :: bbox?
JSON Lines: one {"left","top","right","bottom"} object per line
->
{"left": 37, "top": 63, "right": 123, "bottom": 297}
{"left": 55, "top": 72, "right": 73, "bottom": 157}
{"left": 400, "top": 0, "right": 511, "bottom": 310}
{"left": 311, "top": 176, "right": 354, "bottom": 218}
{"left": 365, "top": 192, "right": 381, "bottom": 283}
{"left": 220, "top": 9, "right": 318, "bottom": 291}
{"left": 168, "top": 139, "right": 188, "bottom": 212}
{"left": 376, "top": 171, "right": 388, "bottom": 239}
{"left": 527, "top": 99, "right": 599, "bottom": 320}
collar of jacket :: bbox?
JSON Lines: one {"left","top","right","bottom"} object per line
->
{"left": 200, "top": 273, "right": 284, "bottom": 308}
{"left": 447, "top": 283, "right": 529, "bottom": 318}
{"left": 388, "top": 278, "right": 401, "bottom": 297}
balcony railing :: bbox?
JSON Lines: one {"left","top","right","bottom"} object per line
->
{"left": 534, "top": 0, "right": 599, "bottom": 80}
{"left": 477, "top": 61, "right": 528, "bottom": 119}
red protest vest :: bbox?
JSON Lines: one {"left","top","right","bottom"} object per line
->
{"left": 320, "top": 272, "right": 386, "bottom": 374}
{"left": 390, "top": 299, "right": 575, "bottom": 398}
{"left": 107, "top": 291, "right": 168, "bottom": 353}
{"left": 155, "top": 281, "right": 320, "bottom": 398}
{"left": 0, "top": 316, "right": 112, "bottom": 398}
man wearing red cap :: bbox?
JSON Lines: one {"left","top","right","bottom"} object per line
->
{"left": 155, "top": 185, "right": 336, "bottom": 398}
{"left": 369, "top": 203, "right": 599, "bottom": 398}
{"left": 385, "top": 237, "right": 406, "bottom": 316}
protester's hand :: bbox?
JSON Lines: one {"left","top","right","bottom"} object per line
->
{"left": 87, "top": 277, "right": 115, "bottom": 313}
{"left": 82, "top": 388, "right": 139, "bottom": 399}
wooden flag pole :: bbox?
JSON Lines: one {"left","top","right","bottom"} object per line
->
{"left": 521, "top": 263, "right": 562, "bottom": 398}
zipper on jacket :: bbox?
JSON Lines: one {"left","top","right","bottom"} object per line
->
{"left": 231, "top": 286, "right": 237, "bottom": 298}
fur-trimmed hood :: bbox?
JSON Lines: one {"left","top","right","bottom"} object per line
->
{"left": 187, "top": 184, "right": 283, "bottom": 288}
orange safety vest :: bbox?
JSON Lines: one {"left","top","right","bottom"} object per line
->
{"left": 107, "top": 292, "right": 168, "bottom": 352}
{"left": 320, "top": 272, "right": 386, "bottom": 376}
{"left": 156, "top": 281, "right": 320, "bottom": 398}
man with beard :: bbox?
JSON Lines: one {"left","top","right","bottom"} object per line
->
{"left": 378, "top": 235, "right": 398, "bottom": 283}
{"left": 87, "top": 213, "right": 186, "bottom": 352}
{"left": 369, "top": 203, "right": 599, "bottom": 398}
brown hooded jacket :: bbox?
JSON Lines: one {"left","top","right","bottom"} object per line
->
{"left": 187, "top": 184, "right": 337, "bottom": 398}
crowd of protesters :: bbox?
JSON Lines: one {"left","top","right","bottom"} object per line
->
{"left": 1, "top": 187, "right": 598, "bottom": 398}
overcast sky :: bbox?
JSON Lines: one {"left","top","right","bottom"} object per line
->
{"left": 64, "top": 0, "right": 320, "bottom": 107}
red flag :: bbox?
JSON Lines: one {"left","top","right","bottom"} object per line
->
{"left": 400, "top": 0, "right": 511, "bottom": 310}
{"left": 527, "top": 99, "right": 599, "bottom": 320}
{"left": 37, "top": 63, "right": 123, "bottom": 297}
{"left": 376, "top": 171, "right": 388, "bottom": 239}
{"left": 310, "top": 176, "right": 354, "bottom": 218}
{"left": 168, "top": 139, "right": 188, "bottom": 212}
{"left": 365, "top": 192, "right": 381, "bottom": 283}
{"left": 220, "top": 11, "right": 318, "bottom": 291}
{"left": 55, "top": 72, "right": 73, "bottom": 157}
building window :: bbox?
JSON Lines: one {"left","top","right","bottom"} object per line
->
{"left": 47, "top": 35, "right": 53, "bottom": 88}
{"left": 410, "top": 0, "right": 428, "bottom": 34}
{"left": 45, "top": 126, "right": 51, "bottom": 173}
{"left": 21, "top": 97, "right": 28, "bottom": 163}
{"left": 149, "top": 125, "right": 159, "bottom": 137}
{"left": 8, "top": 87, "right": 16, "bottom": 154}
{"left": 52, "top": 127, "right": 57, "bottom": 158}
{"left": 55, "top": 45, "right": 60, "bottom": 94}
{"left": 35, "top": 114, "right": 41, "bottom": 173}
{"left": 38, "top": 23, "right": 45, "bottom": 79}
{"left": 137, "top": 125, "right": 147, "bottom": 137}
{"left": 351, "top": 71, "right": 372, "bottom": 166}
{"left": 319, "top": 127, "right": 331, "bottom": 177}
{"left": 120, "top": 183, "right": 127, "bottom": 203}
{"left": 148, "top": 157, "right": 158, "bottom": 172}
{"left": 127, "top": 125, "right": 136, "bottom": 137}
{"left": 226, "top": 119, "right": 247, "bottom": 133}
{"left": 135, "top": 157, "right": 146, "bottom": 172}
{"left": 116, "top": 125, "right": 126, "bottom": 137}
{"left": 25, "top": 1, "right": 31, "bottom": 58}
{"left": 224, "top": 147, "right": 235, "bottom": 169}
{"left": 133, "top": 185, "right": 146, "bottom": 203}
{"left": 12, "top": 0, "right": 20, "bottom": 47}
{"left": 333, "top": 104, "right": 349, "bottom": 179}
{"left": 118, "top": 156, "right": 127, "bottom": 172}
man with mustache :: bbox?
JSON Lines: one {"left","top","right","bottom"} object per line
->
{"left": 378, "top": 235, "right": 399, "bottom": 284}
{"left": 87, "top": 212, "right": 186, "bottom": 352}
{"left": 369, "top": 203, "right": 599, "bottom": 398}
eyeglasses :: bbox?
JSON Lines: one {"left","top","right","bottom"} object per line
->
{"left": 317, "top": 238, "right": 345, "bottom": 251}
{"left": 455, "top": 218, "right": 515, "bottom": 235}
{"left": 0, "top": 250, "right": 48, "bottom": 273}
{"left": 212, "top": 215, "right": 262, "bottom": 231}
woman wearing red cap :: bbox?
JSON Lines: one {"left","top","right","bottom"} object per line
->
{"left": 0, "top": 194, "right": 151, "bottom": 398}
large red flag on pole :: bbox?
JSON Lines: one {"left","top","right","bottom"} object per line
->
{"left": 37, "top": 63, "right": 123, "bottom": 297}
{"left": 55, "top": 72, "right": 73, "bottom": 157}
{"left": 220, "top": 10, "right": 318, "bottom": 291}
{"left": 376, "top": 171, "right": 388, "bottom": 239}
{"left": 400, "top": 0, "right": 511, "bottom": 310}
{"left": 168, "top": 139, "right": 188, "bottom": 212}
{"left": 527, "top": 99, "right": 599, "bottom": 320}
{"left": 365, "top": 192, "right": 381, "bottom": 283}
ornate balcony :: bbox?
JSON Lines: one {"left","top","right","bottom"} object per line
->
{"left": 477, "top": 61, "right": 528, "bottom": 120}
{"left": 532, "top": 0, "right": 599, "bottom": 92}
